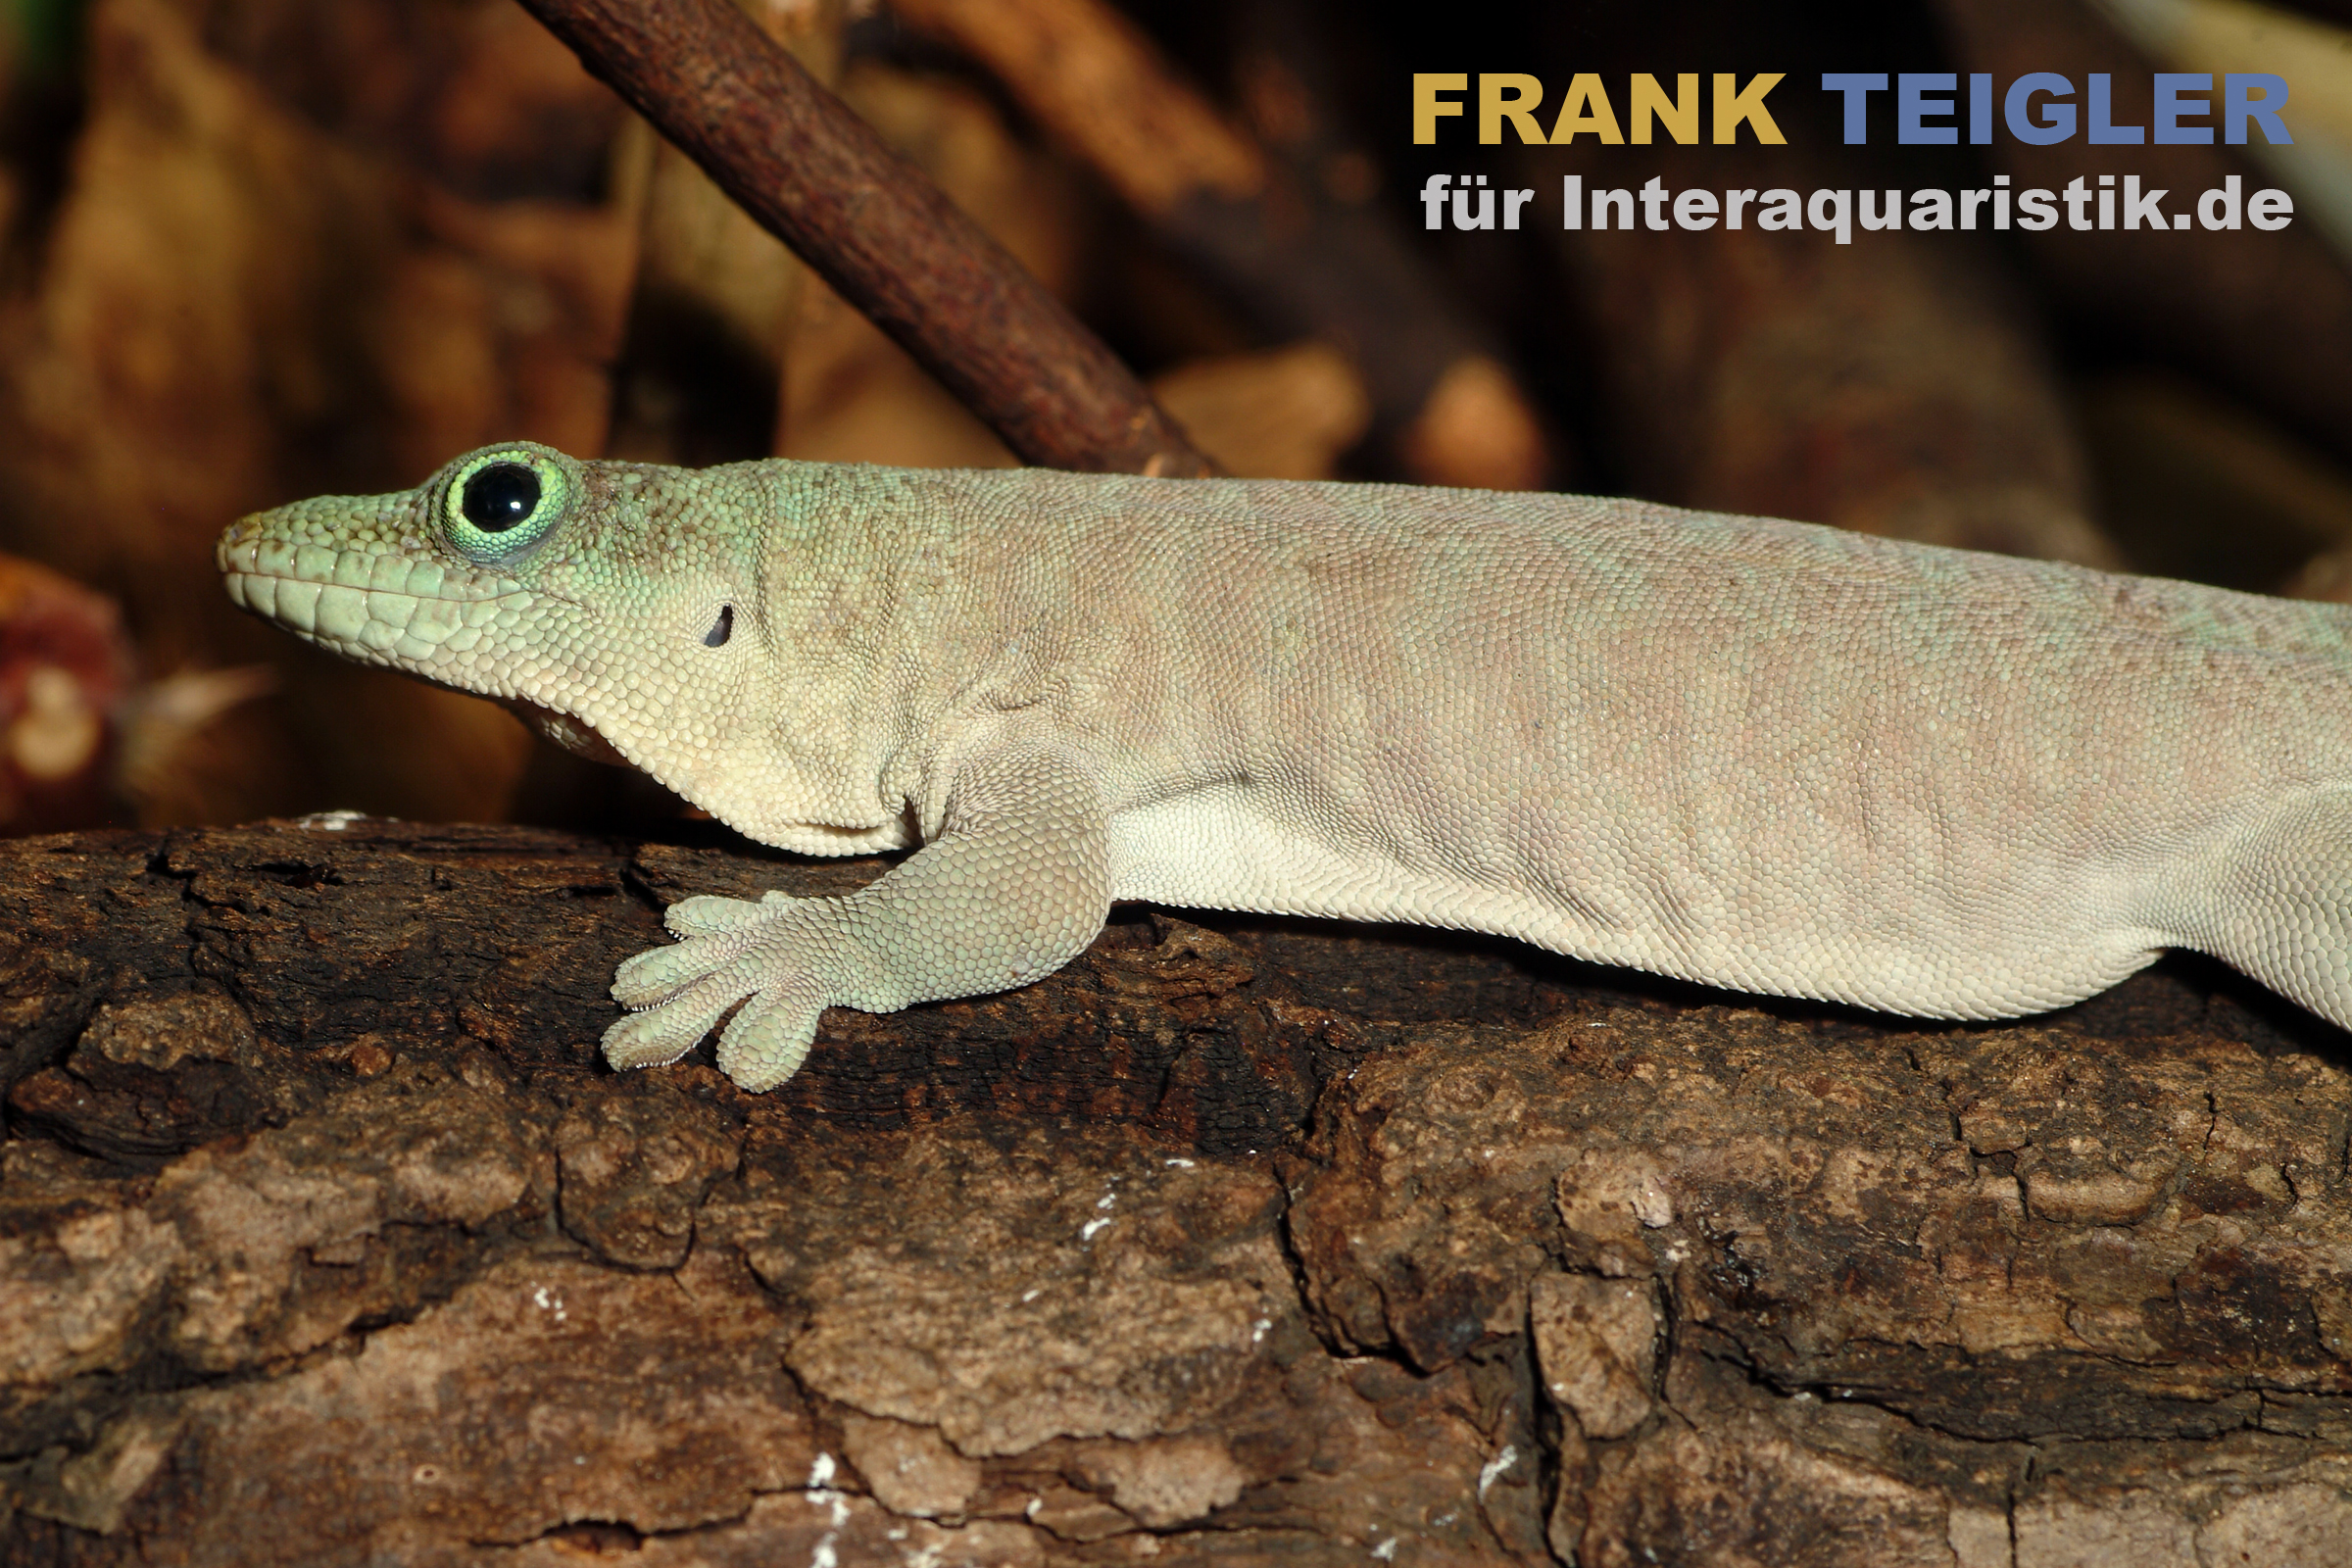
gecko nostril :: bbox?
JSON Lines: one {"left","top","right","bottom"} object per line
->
{"left": 705, "top": 605, "right": 734, "bottom": 648}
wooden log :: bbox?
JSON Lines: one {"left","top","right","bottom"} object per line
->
{"left": 3, "top": 820, "right": 2348, "bottom": 1562}
{"left": 512, "top": 0, "right": 1215, "bottom": 476}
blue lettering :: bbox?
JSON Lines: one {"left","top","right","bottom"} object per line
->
{"left": 1899, "top": 73, "right": 1957, "bottom": 144}
{"left": 1821, "top": 73, "right": 1887, "bottom": 144}
{"left": 2087, "top": 74, "right": 2143, "bottom": 144}
{"left": 2153, "top": 74, "right": 2213, "bottom": 144}
{"left": 2006, "top": 73, "right": 2076, "bottom": 144}
{"left": 2227, "top": 74, "right": 2292, "bottom": 144}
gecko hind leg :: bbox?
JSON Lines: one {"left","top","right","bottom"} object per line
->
{"left": 2188, "top": 788, "right": 2352, "bottom": 1035}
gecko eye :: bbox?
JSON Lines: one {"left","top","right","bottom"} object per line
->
{"left": 461, "top": 464, "right": 539, "bottom": 531}
{"left": 705, "top": 606, "right": 734, "bottom": 647}
{"left": 441, "top": 446, "right": 570, "bottom": 560}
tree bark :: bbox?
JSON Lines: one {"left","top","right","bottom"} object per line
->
{"left": 2, "top": 820, "right": 2349, "bottom": 1563}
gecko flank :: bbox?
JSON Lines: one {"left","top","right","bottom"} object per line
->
{"left": 220, "top": 442, "right": 2352, "bottom": 1090}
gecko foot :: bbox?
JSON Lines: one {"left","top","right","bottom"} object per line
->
{"left": 603, "top": 893, "right": 831, "bottom": 1091}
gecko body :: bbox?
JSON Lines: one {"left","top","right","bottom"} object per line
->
{"left": 219, "top": 443, "right": 2352, "bottom": 1089}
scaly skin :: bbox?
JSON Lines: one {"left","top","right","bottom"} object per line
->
{"left": 220, "top": 441, "right": 2352, "bottom": 1090}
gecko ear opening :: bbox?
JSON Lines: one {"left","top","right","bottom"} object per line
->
{"left": 705, "top": 606, "right": 734, "bottom": 648}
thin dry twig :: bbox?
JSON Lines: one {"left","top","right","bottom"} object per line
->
{"left": 513, "top": 0, "right": 1218, "bottom": 476}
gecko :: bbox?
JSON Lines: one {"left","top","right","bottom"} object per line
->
{"left": 217, "top": 441, "right": 2352, "bottom": 1090}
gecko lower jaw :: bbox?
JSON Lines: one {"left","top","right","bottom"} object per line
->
{"left": 512, "top": 699, "right": 630, "bottom": 766}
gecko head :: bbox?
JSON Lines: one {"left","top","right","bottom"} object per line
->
{"left": 218, "top": 441, "right": 788, "bottom": 811}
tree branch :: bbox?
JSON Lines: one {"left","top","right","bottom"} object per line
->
{"left": 513, "top": 0, "right": 1217, "bottom": 476}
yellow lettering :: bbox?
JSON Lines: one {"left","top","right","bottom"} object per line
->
{"left": 1548, "top": 74, "right": 1625, "bottom": 145}
{"left": 1630, "top": 73, "right": 1699, "bottom": 145}
{"left": 1414, "top": 73, "right": 1469, "bottom": 143}
{"left": 1713, "top": 72, "right": 1787, "bottom": 144}
{"left": 1479, "top": 73, "right": 1546, "bottom": 144}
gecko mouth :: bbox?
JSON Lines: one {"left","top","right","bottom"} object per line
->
{"left": 219, "top": 518, "right": 632, "bottom": 769}
{"left": 510, "top": 700, "right": 630, "bottom": 767}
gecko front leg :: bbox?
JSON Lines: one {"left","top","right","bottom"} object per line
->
{"left": 602, "top": 740, "right": 1114, "bottom": 1092}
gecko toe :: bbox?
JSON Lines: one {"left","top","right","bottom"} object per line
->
{"left": 715, "top": 988, "right": 824, "bottom": 1092}
{"left": 601, "top": 976, "right": 742, "bottom": 1069}
{"left": 612, "top": 936, "right": 736, "bottom": 1007}
{"left": 664, "top": 894, "right": 774, "bottom": 938}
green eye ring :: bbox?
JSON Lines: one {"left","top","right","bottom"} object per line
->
{"left": 441, "top": 446, "right": 571, "bottom": 560}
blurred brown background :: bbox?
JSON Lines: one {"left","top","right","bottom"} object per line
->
{"left": 3, "top": 0, "right": 2351, "bottom": 840}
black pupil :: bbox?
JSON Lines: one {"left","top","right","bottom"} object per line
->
{"left": 461, "top": 463, "right": 541, "bottom": 532}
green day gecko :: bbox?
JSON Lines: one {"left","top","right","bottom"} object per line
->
{"left": 219, "top": 441, "right": 2352, "bottom": 1090}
